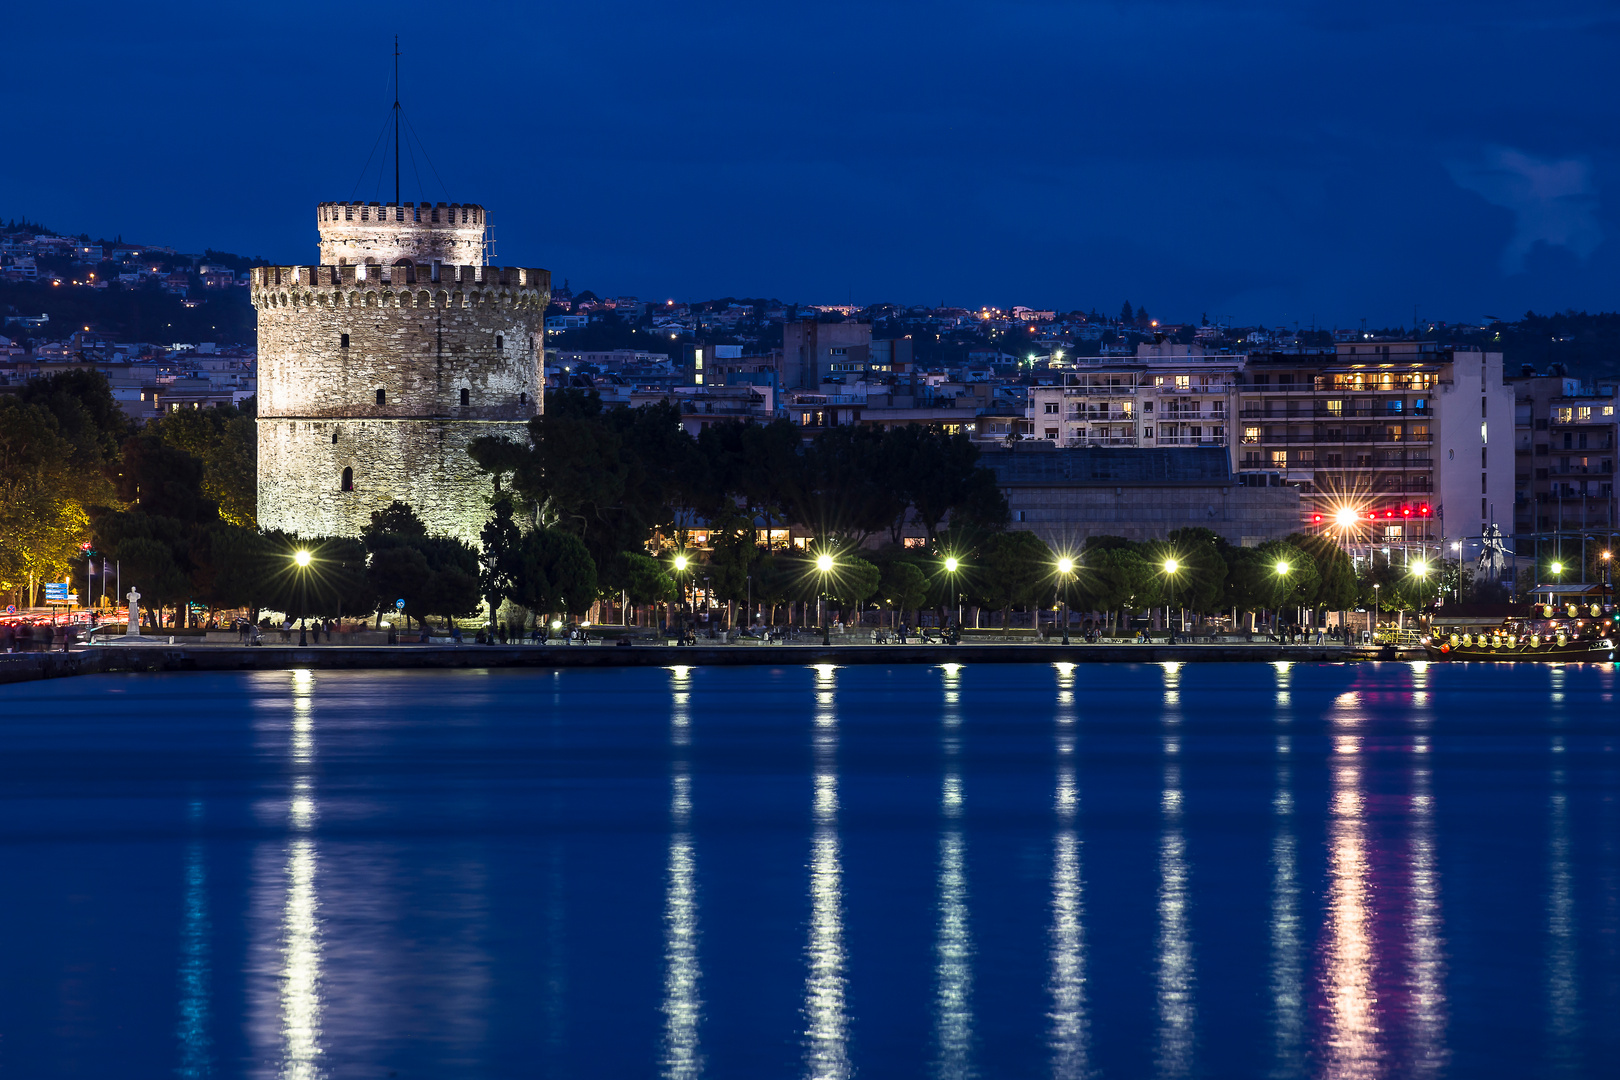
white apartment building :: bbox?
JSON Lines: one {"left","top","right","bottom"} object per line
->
{"left": 1025, "top": 344, "right": 1239, "bottom": 450}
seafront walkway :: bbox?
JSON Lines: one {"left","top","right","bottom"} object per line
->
{"left": 0, "top": 637, "right": 1404, "bottom": 685}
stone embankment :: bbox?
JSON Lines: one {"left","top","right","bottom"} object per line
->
{"left": 0, "top": 641, "right": 1409, "bottom": 685}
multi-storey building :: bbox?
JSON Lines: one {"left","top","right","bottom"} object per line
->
{"left": 1024, "top": 344, "right": 1240, "bottom": 450}
{"left": 1507, "top": 371, "right": 1617, "bottom": 543}
{"left": 1025, "top": 341, "right": 1516, "bottom": 546}
{"left": 1238, "top": 343, "right": 1513, "bottom": 546}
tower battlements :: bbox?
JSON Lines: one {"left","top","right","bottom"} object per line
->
{"left": 251, "top": 263, "right": 548, "bottom": 295}
{"left": 317, "top": 201, "right": 488, "bottom": 266}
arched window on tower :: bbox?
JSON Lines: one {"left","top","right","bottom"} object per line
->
{"left": 520, "top": 392, "right": 527, "bottom": 405}
{"left": 341, "top": 466, "right": 353, "bottom": 492}
{"left": 460, "top": 388, "right": 470, "bottom": 407}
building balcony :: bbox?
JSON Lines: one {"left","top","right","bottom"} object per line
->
{"left": 1065, "top": 436, "right": 1140, "bottom": 448}
{"left": 1156, "top": 436, "right": 1228, "bottom": 447}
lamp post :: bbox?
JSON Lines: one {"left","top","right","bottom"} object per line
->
{"left": 1057, "top": 556, "right": 1074, "bottom": 645}
{"left": 1411, "top": 560, "right": 1430, "bottom": 628}
{"left": 673, "top": 553, "right": 689, "bottom": 636}
{"left": 1371, "top": 582, "right": 1380, "bottom": 641}
{"left": 1603, "top": 550, "right": 1612, "bottom": 609}
{"left": 293, "top": 549, "right": 311, "bottom": 647}
{"left": 1162, "top": 558, "right": 1180, "bottom": 640}
{"left": 1274, "top": 560, "right": 1289, "bottom": 642}
{"left": 816, "top": 552, "right": 834, "bottom": 646}
{"left": 944, "top": 555, "right": 961, "bottom": 631}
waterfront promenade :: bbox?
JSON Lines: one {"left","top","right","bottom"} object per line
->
{"left": 1, "top": 637, "right": 1401, "bottom": 685}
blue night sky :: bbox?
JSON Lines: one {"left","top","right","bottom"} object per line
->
{"left": 7, "top": 1, "right": 1618, "bottom": 326}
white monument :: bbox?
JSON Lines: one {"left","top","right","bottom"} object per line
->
{"left": 124, "top": 587, "right": 142, "bottom": 638}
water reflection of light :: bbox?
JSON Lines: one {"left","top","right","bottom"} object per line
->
{"left": 933, "top": 662, "right": 974, "bottom": 1078}
{"left": 1273, "top": 661, "right": 1292, "bottom": 709}
{"left": 1048, "top": 662, "right": 1089, "bottom": 1077}
{"left": 1405, "top": 676, "right": 1449, "bottom": 1076}
{"left": 1161, "top": 661, "right": 1182, "bottom": 707}
{"left": 280, "top": 669, "right": 323, "bottom": 1079}
{"left": 176, "top": 801, "right": 213, "bottom": 1079}
{"left": 670, "top": 665, "right": 692, "bottom": 747}
{"left": 804, "top": 665, "right": 849, "bottom": 1080}
{"left": 661, "top": 760, "right": 702, "bottom": 1079}
{"left": 1155, "top": 746, "right": 1195, "bottom": 1077}
{"left": 1269, "top": 736, "right": 1304, "bottom": 1079}
{"left": 281, "top": 835, "right": 322, "bottom": 1079}
{"left": 1321, "top": 732, "right": 1379, "bottom": 1079}
{"left": 1545, "top": 760, "right": 1581, "bottom": 1077}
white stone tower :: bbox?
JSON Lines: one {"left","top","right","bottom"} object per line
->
{"left": 252, "top": 201, "right": 550, "bottom": 544}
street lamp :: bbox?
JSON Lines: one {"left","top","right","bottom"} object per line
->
{"left": 1056, "top": 556, "right": 1074, "bottom": 645}
{"left": 944, "top": 555, "right": 962, "bottom": 630}
{"left": 1411, "top": 560, "right": 1429, "bottom": 620}
{"left": 1274, "top": 560, "right": 1289, "bottom": 642}
{"left": 816, "top": 552, "right": 834, "bottom": 645}
{"left": 672, "top": 553, "right": 690, "bottom": 636}
{"left": 1162, "top": 558, "right": 1180, "bottom": 639}
{"left": 293, "top": 549, "right": 311, "bottom": 646}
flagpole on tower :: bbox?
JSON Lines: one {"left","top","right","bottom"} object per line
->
{"left": 393, "top": 36, "right": 401, "bottom": 206}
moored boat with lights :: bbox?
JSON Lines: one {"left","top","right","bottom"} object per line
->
{"left": 1423, "top": 601, "right": 1615, "bottom": 661}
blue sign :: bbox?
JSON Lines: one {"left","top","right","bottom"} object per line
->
{"left": 44, "top": 583, "right": 69, "bottom": 601}
{"left": 395, "top": 598, "right": 406, "bottom": 610}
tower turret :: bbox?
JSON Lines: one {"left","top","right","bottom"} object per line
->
{"left": 317, "top": 201, "right": 488, "bottom": 267}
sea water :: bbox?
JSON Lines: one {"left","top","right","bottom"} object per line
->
{"left": 0, "top": 661, "right": 1615, "bottom": 1078}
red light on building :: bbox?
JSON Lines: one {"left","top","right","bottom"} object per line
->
{"left": 1419, "top": 504, "right": 1431, "bottom": 516}
{"left": 1312, "top": 513, "right": 1323, "bottom": 524}
{"left": 1402, "top": 507, "right": 1411, "bottom": 517}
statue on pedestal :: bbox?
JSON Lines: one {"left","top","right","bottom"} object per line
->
{"left": 124, "top": 587, "right": 142, "bottom": 638}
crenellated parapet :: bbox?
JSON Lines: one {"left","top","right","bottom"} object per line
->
{"left": 318, "top": 201, "right": 485, "bottom": 226}
{"left": 251, "top": 264, "right": 550, "bottom": 309}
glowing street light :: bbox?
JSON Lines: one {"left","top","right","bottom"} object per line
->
{"left": 1273, "top": 560, "right": 1290, "bottom": 641}
{"left": 943, "top": 555, "right": 962, "bottom": 629}
{"left": 1162, "top": 558, "right": 1181, "bottom": 638}
{"left": 292, "top": 549, "right": 312, "bottom": 647}
{"left": 1056, "top": 556, "right": 1075, "bottom": 645}
{"left": 816, "top": 551, "right": 835, "bottom": 645}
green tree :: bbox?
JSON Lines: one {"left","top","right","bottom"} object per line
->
{"left": 516, "top": 527, "right": 599, "bottom": 622}
{"left": 879, "top": 558, "right": 928, "bottom": 627}
{"left": 118, "top": 536, "right": 188, "bottom": 629}
{"left": 480, "top": 499, "right": 524, "bottom": 632}
{"left": 831, "top": 556, "right": 881, "bottom": 620}
{"left": 976, "top": 530, "right": 1053, "bottom": 634}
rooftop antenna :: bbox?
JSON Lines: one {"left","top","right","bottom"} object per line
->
{"left": 393, "top": 36, "right": 401, "bottom": 205}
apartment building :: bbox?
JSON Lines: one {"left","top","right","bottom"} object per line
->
{"left": 1237, "top": 342, "right": 1514, "bottom": 544}
{"left": 1025, "top": 341, "right": 1515, "bottom": 543}
{"left": 1507, "top": 371, "right": 1618, "bottom": 541}
{"left": 1024, "top": 344, "right": 1240, "bottom": 450}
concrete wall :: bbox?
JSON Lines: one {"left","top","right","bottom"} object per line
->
{"left": 1005, "top": 482, "right": 1302, "bottom": 547}
{"left": 1435, "top": 348, "right": 1515, "bottom": 541}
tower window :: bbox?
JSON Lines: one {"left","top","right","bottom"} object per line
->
{"left": 340, "top": 333, "right": 349, "bottom": 349}
{"left": 460, "top": 388, "right": 470, "bottom": 406}
{"left": 520, "top": 392, "right": 527, "bottom": 405}
{"left": 376, "top": 389, "right": 386, "bottom": 406}
{"left": 331, "top": 431, "right": 338, "bottom": 445}
{"left": 495, "top": 335, "right": 503, "bottom": 349}
{"left": 341, "top": 466, "right": 353, "bottom": 492}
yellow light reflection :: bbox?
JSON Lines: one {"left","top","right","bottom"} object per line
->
{"left": 1048, "top": 660, "right": 1090, "bottom": 1076}
{"left": 933, "top": 667, "right": 973, "bottom": 1079}
{"left": 1269, "top": 735, "right": 1304, "bottom": 1076}
{"left": 1154, "top": 746, "right": 1195, "bottom": 1076}
{"left": 804, "top": 666, "right": 849, "bottom": 1080}
{"left": 660, "top": 760, "right": 701, "bottom": 1079}
{"left": 1321, "top": 733, "right": 1378, "bottom": 1078}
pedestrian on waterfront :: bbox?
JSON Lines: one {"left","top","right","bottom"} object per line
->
{"left": 452, "top": 624, "right": 463, "bottom": 645}
{"left": 61, "top": 623, "right": 75, "bottom": 652}
{"left": 41, "top": 623, "right": 55, "bottom": 651}
{"left": 1, "top": 623, "right": 14, "bottom": 653}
